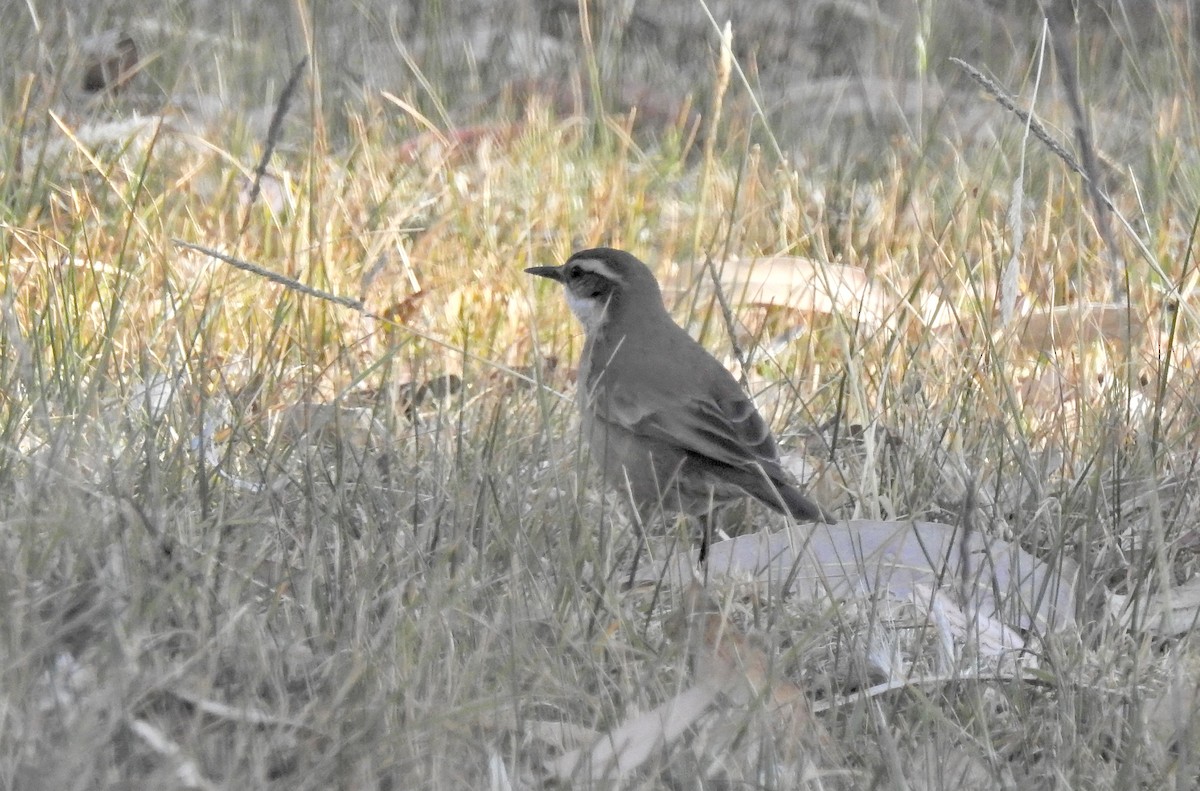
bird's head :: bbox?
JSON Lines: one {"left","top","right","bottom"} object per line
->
{"left": 526, "top": 247, "right": 665, "bottom": 333}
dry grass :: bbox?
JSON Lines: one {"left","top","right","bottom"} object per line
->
{"left": 3, "top": 1, "right": 1200, "bottom": 788}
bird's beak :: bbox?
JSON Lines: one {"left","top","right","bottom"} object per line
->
{"left": 524, "top": 265, "right": 563, "bottom": 282}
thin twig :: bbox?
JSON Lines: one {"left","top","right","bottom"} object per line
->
{"left": 952, "top": 59, "right": 1199, "bottom": 325}
{"left": 238, "top": 56, "right": 309, "bottom": 237}
{"left": 1040, "top": 3, "right": 1124, "bottom": 301}
{"left": 174, "top": 239, "right": 363, "bottom": 311}
{"left": 950, "top": 58, "right": 1108, "bottom": 209}
{"left": 171, "top": 240, "right": 564, "bottom": 397}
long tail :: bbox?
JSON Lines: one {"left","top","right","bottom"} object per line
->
{"left": 713, "top": 461, "right": 837, "bottom": 524}
{"left": 776, "top": 483, "right": 836, "bottom": 524}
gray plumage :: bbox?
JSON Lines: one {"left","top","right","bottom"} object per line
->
{"left": 527, "top": 247, "right": 833, "bottom": 543}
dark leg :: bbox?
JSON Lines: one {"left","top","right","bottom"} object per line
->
{"left": 698, "top": 512, "right": 712, "bottom": 564}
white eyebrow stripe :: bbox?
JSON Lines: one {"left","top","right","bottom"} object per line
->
{"left": 570, "top": 258, "right": 625, "bottom": 284}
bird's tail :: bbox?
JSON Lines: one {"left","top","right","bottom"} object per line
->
{"left": 731, "top": 464, "right": 837, "bottom": 524}
{"left": 775, "top": 481, "right": 836, "bottom": 524}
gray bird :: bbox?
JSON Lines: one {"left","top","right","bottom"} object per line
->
{"left": 527, "top": 247, "right": 833, "bottom": 557}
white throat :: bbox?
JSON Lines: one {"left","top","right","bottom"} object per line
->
{"left": 566, "top": 291, "right": 609, "bottom": 333}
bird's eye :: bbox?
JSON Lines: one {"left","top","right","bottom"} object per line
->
{"left": 564, "top": 264, "right": 579, "bottom": 279}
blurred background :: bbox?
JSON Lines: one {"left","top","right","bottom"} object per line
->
{"left": 12, "top": 0, "right": 1194, "bottom": 165}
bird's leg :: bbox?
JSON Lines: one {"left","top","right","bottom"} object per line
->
{"left": 697, "top": 486, "right": 720, "bottom": 566}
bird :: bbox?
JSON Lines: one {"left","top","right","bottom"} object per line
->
{"left": 526, "top": 247, "right": 833, "bottom": 559}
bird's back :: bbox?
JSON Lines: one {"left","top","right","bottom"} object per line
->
{"left": 585, "top": 315, "right": 787, "bottom": 478}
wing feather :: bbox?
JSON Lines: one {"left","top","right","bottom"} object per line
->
{"left": 599, "top": 383, "right": 785, "bottom": 478}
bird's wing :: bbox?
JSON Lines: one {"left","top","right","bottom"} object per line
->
{"left": 601, "top": 383, "right": 784, "bottom": 476}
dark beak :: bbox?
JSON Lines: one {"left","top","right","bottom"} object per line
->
{"left": 524, "top": 265, "right": 563, "bottom": 282}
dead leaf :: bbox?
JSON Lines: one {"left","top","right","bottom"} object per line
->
{"left": 698, "top": 256, "right": 893, "bottom": 330}
{"left": 550, "top": 582, "right": 830, "bottom": 783}
{"left": 1110, "top": 574, "right": 1200, "bottom": 636}
{"left": 676, "top": 583, "right": 829, "bottom": 747}
{"left": 549, "top": 685, "right": 719, "bottom": 781}
{"left": 1005, "top": 302, "right": 1144, "bottom": 351}
{"left": 274, "top": 402, "right": 384, "bottom": 448}
{"left": 665, "top": 520, "right": 1077, "bottom": 636}
{"left": 377, "top": 290, "right": 426, "bottom": 325}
